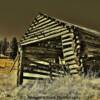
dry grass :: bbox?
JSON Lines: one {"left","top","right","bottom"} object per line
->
{"left": 0, "top": 58, "right": 18, "bottom": 74}
{"left": 10, "top": 76, "right": 99, "bottom": 100}
{"left": 0, "top": 58, "right": 100, "bottom": 100}
{"left": 0, "top": 75, "right": 99, "bottom": 100}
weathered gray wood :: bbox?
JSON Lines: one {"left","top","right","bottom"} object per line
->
{"left": 21, "top": 30, "right": 69, "bottom": 45}
{"left": 29, "top": 22, "right": 58, "bottom": 35}
{"left": 17, "top": 47, "right": 24, "bottom": 86}
{"left": 23, "top": 70, "right": 58, "bottom": 77}
{"left": 86, "top": 41, "right": 100, "bottom": 48}
{"left": 23, "top": 26, "right": 67, "bottom": 42}
{"left": 24, "top": 25, "right": 65, "bottom": 39}
{"left": 85, "top": 39, "right": 100, "bottom": 46}
{"left": 23, "top": 76, "right": 50, "bottom": 80}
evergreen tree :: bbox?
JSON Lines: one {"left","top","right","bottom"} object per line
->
{"left": 1, "top": 38, "right": 9, "bottom": 55}
{"left": 10, "top": 37, "right": 18, "bottom": 59}
{"left": 0, "top": 40, "right": 2, "bottom": 54}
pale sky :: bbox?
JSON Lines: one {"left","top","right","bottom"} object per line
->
{"left": 0, "top": 0, "right": 100, "bottom": 40}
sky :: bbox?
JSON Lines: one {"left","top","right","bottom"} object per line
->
{"left": 0, "top": 0, "right": 100, "bottom": 41}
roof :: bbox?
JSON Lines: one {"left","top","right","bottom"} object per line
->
{"left": 20, "top": 13, "right": 100, "bottom": 46}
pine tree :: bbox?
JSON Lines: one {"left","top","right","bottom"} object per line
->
{"left": 0, "top": 40, "right": 2, "bottom": 54}
{"left": 10, "top": 37, "right": 18, "bottom": 59}
{"left": 1, "top": 38, "right": 9, "bottom": 55}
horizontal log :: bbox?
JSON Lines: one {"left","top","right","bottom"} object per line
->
{"left": 21, "top": 30, "right": 69, "bottom": 46}
{"left": 34, "top": 19, "right": 52, "bottom": 29}
{"left": 37, "top": 17, "right": 48, "bottom": 23}
{"left": 24, "top": 53, "right": 58, "bottom": 58}
{"left": 26, "top": 15, "right": 46, "bottom": 33}
{"left": 70, "top": 70, "right": 79, "bottom": 74}
{"left": 23, "top": 70, "right": 58, "bottom": 77}
{"left": 62, "top": 37, "right": 72, "bottom": 43}
{"left": 85, "top": 39, "right": 100, "bottom": 45}
{"left": 65, "top": 55, "right": 76, "bottom": 62}
{"left": 77, "top": 28, "right": 100, "bottom": 39}
{"left": 61, "top": 33, "right": 73, "bottom": 38}
{"left": 87, "top": 50, "right": 100, "bottom": 55}
{"left": 24, "top": 55, "right": 50, "bottom": 64}
{"left": 23, "top": 56, "right": 67, "bottom": 73}
{"left": 63, "top": 50, "right": 74, "bottom": 57}
{"left": 24, "top": 57, "right": 49, "bottom": 66}
{"left": 23, "top": 22, "right": 57, "bottom": 39}
{"left": 29, "top": 14, "right": 61, "bottom": 34}
{"left": 24, "top": 57, "right": 68, "bottom": 73}
{"left": 22, "top": 28, "right": 67, "bottom": 43}
{"left": 23, "top": 76, "right": 50, "bottom": 80}
{"left": 84, "top": 34, "right": 97, "bottom": 40}
{"left": 23, "top": 65, "right": 64, "bottom": 74}
{"left": 24, "top": 46, "right": 57, "bottom": 52}
{"left": 28, "top": 22, "right": 58, "bottom": 36}
{"left": 26, "top": 26, "right": 65, "bottom": 40}
{"left": 88, "top": 50, "right": 100, "bottom": 54}
{"left": 30, "top": 20, "right": 54, "bottom": 33}
{"left": 62, "top": 41, "right": 73, "bottom": 46}
{"left": 24, "top": 26, "right": 67, "bottom": 41}
{"left": 86, "top": 41, "right": 100, "bottom": 48}
{"left": 24, "top": 49, "right": 57, "bottom": 54}
{"left": 63, "top": 47, "right": 73, "bottom": 52}
{"left": 24, "top": 48, "right": 58, "bottom": 54}
{"left": 66, "top": 60, "right": 76, "bottom": 66}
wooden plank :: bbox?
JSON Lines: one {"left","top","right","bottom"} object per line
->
{"left": 63, "top": 51, "right": 74, "bottom": 57}
{"left": 24, "top": 26, "right": 67, "bottom": 40}
{"left": 26, "top": 16, "right": 45, "bottom": 32}
{"left": 34, "top": 19, "right": 52, "bottom": 29}
{"left": 77, "top": 28, "right": 100, "bottom": 38}
{"left": 65, "top": 59, "right": 76, "bottom": 64}
{"left": 22, "top": 27, "right": 67, "bottom": 42}
{"left": 70, "top": 70, "right": 79, "bottom": 74}
{"left": 24, "top": 57, "right": 49, "bottom": 66}
{"left": 61, "top": 33, "right": 73, "bottom": 38}
{"left": 24, "top": 52, "right": 58, "bottom": 58}
{"left": 23, "top": 76, "right": 50, "bottom": 80}
{"left": 24, "top": 25, "right": 64, "bottom": 40}
{"left": 62, "top": 38, "right": 72, "bottom": 43}
{"left": 45, "top": 28, "right": 67, "bottom": 37}
{"left": 24, "top": 46, "right": 58, "bottom": 52}
{"left": 24, "top": 21, "right": 58, "bottom": 36}
{"left": 84, "top": 34, "right": 97, "bottom": 40}
{"left": 69, "top": 64, "right": 80, "bottom": 69}
{"left": 23, "top": 65, "right": 64, "bottom": 74}
{"left": 23, "top": 57, "right": 66, "bottom": 74}
{"left": 85, "top": 39, "right": 100, "bottom": 45}
{"left": 37, "top": 17, "right": 48, "bottom": 23}
{"left": 29, "top": 22, "right": 58, "bottom": 35}
{"left": 86, "top": 41, "right": 100, "bottom": 48}
{"left": 88, "top": 49, "right": 100, "bottom": 53}
{"left": 65, "top": 55, "right": 76, "bottom": 61}
{"left": 63, "top": 47, "right": 73, "bottom": 52}
{"left": 62, "top": 42, "right": 73, "bottom": 46}
{"left": 31, "top": 19, "right": 53, "bottom": 32}
{"left": 21, "top": 30, "right": 69, "bottom": 46}
{"left": 24, "top": 49, "right": 57, "bottom": 54}
{"left": 23, "top": 70, "right": 58, "bottom": 77}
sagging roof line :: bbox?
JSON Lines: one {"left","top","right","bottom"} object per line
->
{"left": 38, "top": 12, "right": 100, "bottom": 36}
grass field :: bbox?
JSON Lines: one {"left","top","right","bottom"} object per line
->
{"left": 0, "top": 58, "right": 18, "bottom": 73}
{"left": 0, "top": 58, "right": 100, "bottom": 100}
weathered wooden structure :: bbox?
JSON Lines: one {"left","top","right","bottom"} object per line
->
{"left": 18, "top": 13, "right": 100, "bottom": 85}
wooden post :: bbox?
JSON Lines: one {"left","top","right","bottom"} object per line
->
{"left": 17, "top": 45, "right": 23, "bottom": 86}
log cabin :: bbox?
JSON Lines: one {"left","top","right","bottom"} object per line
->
{"left": 17, "top": 13, "right": 100, "bottom": 85}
